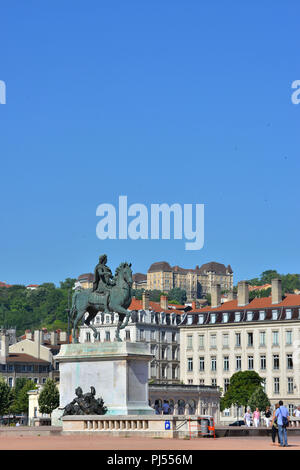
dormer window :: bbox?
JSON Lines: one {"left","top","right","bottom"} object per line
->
{"left": 187, "top": 315, "right": 193, "bottom": 325}
{"left": 198, "top": 314, "right": 204, "bottom": 324}
{"left": 247, "top": 312, "right": 253, "bottom": 322}
{"left": 235, "top": 312, "right": 241, "bottom": 322}
{"left": 286, "top": 309, "right": 292, "bottom": 320}
{"left": 210, "top": 313, "right": 216, "bottom": 324}
{"left": 272, "top": 310, "right": 278, "bottom": 320}
{"left": 222, "top": 313, "right": 229, "bottom": 323}
{"left": 259, "top": 310, "right": 265, "bottom": 321}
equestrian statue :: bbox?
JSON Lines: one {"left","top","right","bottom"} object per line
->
{"left": 69, "top": 254, "right": 133, "bottom": 343}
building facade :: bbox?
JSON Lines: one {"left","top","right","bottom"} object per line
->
{"left": 146, "top": 261, "right": 233, "bottom": 301}
{"left": 179, "top": 279, "right": 300, "bottom": 424}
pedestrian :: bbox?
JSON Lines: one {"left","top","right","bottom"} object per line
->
{"left": 275, "top": 400, "right": 290, "bottom": 447}
{"left": 253, "top": 408, "right": 260, "bottom": 427}
{"left": 244, "top": 409, "right": 252, "bottom": 427}
{"left": 271, "top": 403, "right": 280, "bottom": 446}
{"left": 162, "top": 400, "right": 170, "bottom": 415}
{"left": 293, "top": 406, "right": 300, "bottom": 419}
{"left": 264, "top": 406, "right": 272, "bottom": 428}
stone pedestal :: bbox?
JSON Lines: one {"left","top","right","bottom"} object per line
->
{"left": 52, "top": 342, "right": 154, "bottom": 425}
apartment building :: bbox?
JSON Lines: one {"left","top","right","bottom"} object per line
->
{"left": 79, "top": 292, "right": 187, "bottom": 384}
{"left": 179, "top": 279, "right": 300, "bottom": 423}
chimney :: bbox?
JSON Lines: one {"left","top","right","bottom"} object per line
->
{"left": 33, "top": 330, "right": 43, "bottom": 359}
{"left": 160, "top": 295, "right": 168, "bottom": 310}
{"left": 0, "top": 334, "right": 9, "bottom": 358}
{"left": 272, "top": 278, "right": 282, "bottom": 304}
{"left": 227, "top": 291, "right": 234, "bottom": 301}
{"left": 191, "top": 301, "right": 197, "bottom": 310}
{"left": 237, "top": 281, "right": 249, "bottom": 307}
{"left": 50, "top": 331, "right": 58, "bottom": 345}
{"left": 211, "top": 284, "right": 221, "bottom": 308}
{"left": 142, "top": 291, "right": 150, "bottom": 310}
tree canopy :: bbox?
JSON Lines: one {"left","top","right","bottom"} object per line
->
{"left": 0, "top": 279, "right": 76, "bottom": 335}
{"left": 220, "top": 371, "right": 266, "bottom": 411}
{"left": 38, "top": 379, "right": 59, "bottom": 415}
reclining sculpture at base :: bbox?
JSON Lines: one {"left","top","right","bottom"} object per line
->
{"left": 62, "top": 386, "right": 107, "bottom": 416}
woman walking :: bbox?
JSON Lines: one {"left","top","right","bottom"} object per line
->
{"left": 253, "top": 408, "right": 260, "bottom": 427}
{"left": 271, "top": 403, "right": 280, "bottom": 446}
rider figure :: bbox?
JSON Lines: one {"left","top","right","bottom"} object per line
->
{"left": 92, "top": 254, "right": 115, "bottom": 314}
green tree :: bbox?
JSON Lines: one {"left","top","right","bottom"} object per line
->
{"left": 220, "top": 371, "right": 264, "bottom": 411}
{"left": 167, "top": 288, "right": 187, "bottom": 305}
{"left": 10, "top": 379, "right": 37, "bottom": 414}
{"left": 248, "top": 386, "right": 270, "bottom": 412}
{"left": 0, "top": 377, "right": 13, "bottom": 417}
{"left": 38, "top": 379, "right": 59, "bottom": 415}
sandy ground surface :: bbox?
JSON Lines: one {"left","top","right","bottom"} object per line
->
{"left": 0, "top": 434, "right": 299, "bottom": 450}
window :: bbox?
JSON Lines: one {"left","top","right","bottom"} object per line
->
{"left": 86, "top": 332, "right": 91, "bottom": 342}
{"left": 211, "top": 356, "right": 217, "bottom": 371}
{"left": 210, "top": 334, "right": 216, "bottom": 348}
{"left": 224, "top": 378, "right": 230, "bottom": 393}
{"left": 172, "top": 332, "right": 176, "bottom": 342}
{"left": 235, "top": 333, "right": 241, "bottom": 347}
{"left": 199, "top": 379, "right": 205, "bottom": 386}
{"left": 248, "top": 356, "right": 254, "bottom": 370}
{"left": 105, "top": 331, "right": 110, "bottom": 341}
{"left": 187, "top": 315, "right": 193, "bottom": 325}
{"left": 223, "top": 408, "right": 231, "bottom": 417}
{"left": 187, "top": 379, "right": 193, "bottom": 384}
{"left": 198, "top": 334, "right": 204, "bottom": 348}
{"left": 287, "top": 354, "right": 293, "bottom": 369}
{"left": 272, "top": 310, "right": 278, "bottom": 320}
{"left": 273, "top": 354, "right": 280, "bottom": 370}
{"left": 161, "top": 331, "right": 166, "bottom": 342}
{"left": 161, "top": 347, "right": 167, "bottom": 360}
{"left": 172, "top": 347, "right": 177, "bottom": 360}
{"left": 235, "top": 312, "right": 241, "bottom": 322}
{"left": 247, "top": 311, "right": 253, "bottom": 321}
{"left": 259, "top": 310, "right": 265, "bottom": 321}
{"left": 199, "top": 357, "right": 205, "bottom": 372}
{"left": 223, "top": 334, "right": 229, "bottom": 348}
{"left": 286, "top": 330, "right": 292, "bottom": 345}
{"left": 247, "top": 332, "right": 254, "bottom": 347}
{"left": 274, "top": 377, "right": 280, "bottom": 394}
{"left": 260, "top": 355, "right": 266, "bottom": 370}
{"left": 105, "top": 315, "right": 110, "bottom": 324}
{"left": 211, "top": 378, "right": 217, "bottom": 387}
{"left": 272, "top": 331, "right": 279, "bottom": 346}
{"left": 210, "top": 313, "right": 216, "bottom": 324}
{"left": 126, "top": 330, "right": 131, "bottom": 341}
{"left": 187, "top": 335, "right": 193, "bottom": 349}
{"left": 259, "top": 331, "right": 266, "bottom": 346}
{"left": 161, "top": 365, "right": 167, "bottom": 379}
{"left": 172, "top": 366, "right": 178, "bottom": 380}
{"left": 140, "top": 329, "right": 145, "bottom": 341}
{"left": 236, "top": 356, "right": 241, "bottom": 370}
{"left": 223, "top": 356, "right": 229, "bottom": 371}
{"left": 222, "top": 313, "right": 229, "bottom": 323}
{"left": 150, "top": 362, "right": 156, "bottom": 378}
{"left": 286, "top": 309, "right": 292, "bottom": 320}
{"left": 198, "top": 314, "right": 204, "bottom": 324}
{"left": 288, "top": 377, "right": 294, "bottom": 394}
{"left": 8, "top": 377, "right": 13, "bottom": 387}
{"left": 187, "top": 357, "right": 193, "bottom": 372}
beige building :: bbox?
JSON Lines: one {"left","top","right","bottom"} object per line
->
{"left": 146, "top": 261, "right": 233, "bottom": 301}
{"left": 179, "top": 279, "right": 300, "bottom": 424}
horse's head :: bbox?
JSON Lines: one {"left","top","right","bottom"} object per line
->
{"left": 115, "top": 262, "right": 133, "bottom": 287}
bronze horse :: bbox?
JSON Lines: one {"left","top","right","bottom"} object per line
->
{"left": 70, "top": 262, "right": 133, "bottom": 342}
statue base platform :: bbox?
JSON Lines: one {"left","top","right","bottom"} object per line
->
{"left": 52, "top": 342, "right": 155, "bottom": 424}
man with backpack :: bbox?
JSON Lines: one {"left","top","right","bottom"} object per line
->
{"left": 275, "top": 400, "right": 290, "bottom": 447}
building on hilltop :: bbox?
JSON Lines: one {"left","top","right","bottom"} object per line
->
{"left": 145, "top": 261, "right": 233, "bottom": 301}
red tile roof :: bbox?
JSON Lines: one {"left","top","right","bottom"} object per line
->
{"left": 6, "top": 353, "right": 50, "bottom": 364}
{"left": 191, "top": 294, "right": 300, "bottom": 312}
{"left": 129, "top": 298, "right": 184, "bottom": 314}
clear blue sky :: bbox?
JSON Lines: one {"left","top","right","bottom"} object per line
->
{"left": 0, "top": 0, "right": 299, "bottom": 286}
